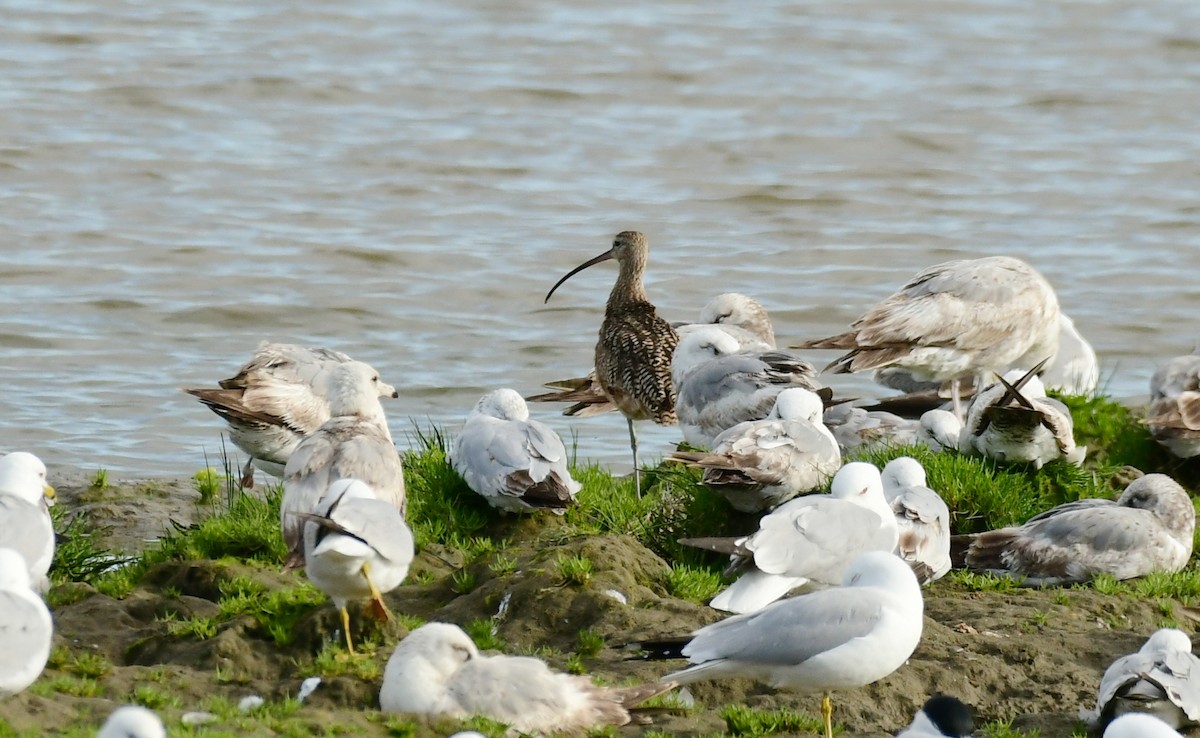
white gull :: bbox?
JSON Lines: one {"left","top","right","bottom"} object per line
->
{"left": 881, "top": 457, "right": 952, "bottom": 585}
{"left": 0, "top": 451, "right": 57, "bottom": 593}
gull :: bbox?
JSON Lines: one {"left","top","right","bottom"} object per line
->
{"left": 450, "top": 389, "right": 581, "bottom": 513}
{"left": 957, "top": 362, "right": 1085, "bottom": 468}
{"left": 380, "top": 622, "right": 675, "bottom": 735}
{"left": 794, "top": 255, "right": 1061, "bottom": 417}
{"left": 1104, "top": 714, "right": 1187, "bottom": 738}
{"left": 642, "top": 550, "right": 923, "bottom": 738}
{"left": 821, "top": 407, "right": 962, "bottom": 456}
{"left": 1145, "top": 351, "right": 1200, "bottom": 458}
{"left": 295, "top": 478, "right": 414, "bottom": 653}
{"left": 674, "top": 292, "right": 777, "bottom": 352}
{"left": 544, "top": 231, "right": 679, "bottom": 496}
{"left": 96, "top": 705, "right": 166, "bottom": 738}
{"left": 881, "top": 457, "right": 952, "bottom": 585}
{"left": 668, "top": 387, "right": 841, "bottom": 513}
{"left": 184, "top": 342, "right": 398, "bottom": 486}
{"left": 1089, "top": 628, "right": 1200, "bottom": 733}
{"left": 0, "top": 451, "right": 57, "bottom": 593}
{"left": 281, "top": 361, "right": 405, "bottom": 567}
{"left": 897, "top": 695, "right": 975, "bottom": 738}
{"left": 683, "top": 462, "right": 897, "bottom": 614}
{"left": 1041, "top": 313, "right": 1099, "bottom": 396}
{"left": 672, "top": 327, "right": 826, "bottom": 449}
{"left": 0, "top": 548, "right": 53, "bottom": 697}
{"left": 961, "top": 474, "right": 1194, "bottom": 585}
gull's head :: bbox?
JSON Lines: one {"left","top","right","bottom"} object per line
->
{"left": 472, "top": 388, "right": 530, "bottom": 422}
{"left": 915, "top": 695, "right": 975, "bottom": 738}
{"left": 1118, "top": 474, "right": 1192, "bottom": 517}
{"left": 97, "top": 705, "right": 167, "bottom": 738}
{"left": 395, "top": 622, "right": 480, "bottom": 677}
{"left": 920, "top": 409, "right": 963, "bottom": 449}
{"left": 325, "top": 361, "right": 393, "bottom": 418}
{"left": 544, "top": 230, "right": 649, "bottom": 303}
{"left": 1141, "top": 627, "right": 1193, "bottom": 656}
{"left": 672, "top": 326, "right": 741, "bottom": 386}
{"left": 697, "top": 293, "right": 774, "bottom": 345}
{"left": 0, "top": 548, "right": 33, "bottom": 592}
{"left": 771, "top": 388, "right": 823, "bottom": 424}
{"left": 830, "top": 462, "right": 885, "bottom": 504}
{"left": 881, "top": 456, "right": 927, "bottom": 491}
{"left": 0, "top": 451, "right": 54, "bottom": 507}
{"left": 841, "top": 550, "right": 917, "bottom": 590}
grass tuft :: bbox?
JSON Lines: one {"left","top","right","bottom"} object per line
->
{"left": 721, "top": 704, "right": 824, "bottom": 737}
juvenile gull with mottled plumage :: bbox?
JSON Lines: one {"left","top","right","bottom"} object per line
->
{"left": 881, "top": 457, "right": 952, "bottom": 585}
{"left": 668, "top": 387, "right": 840, "bottom": 513}
{"left": 1145, "top": 350, "right": 1200, "bottom": 458}
{"left": 451, "top": 389, "right": 580, "bottom": 513}
{"left": 961, "top": 474, "right": 1194, "bottom": 585}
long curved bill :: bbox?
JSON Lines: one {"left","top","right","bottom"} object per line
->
{"left": 544, "top": 249, "right": 615, "bottom": 303}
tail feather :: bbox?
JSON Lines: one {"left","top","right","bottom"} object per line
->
{"left": 710, "top": 570, "right": 807, "bottom": 614}
{"left": 624, "top": 636, "right": 693, "bottom": 661}
{"left": 677, "top": 536, "right": 742, "bottom": 556}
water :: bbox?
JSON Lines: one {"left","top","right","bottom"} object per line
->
{"left": 3, "top": 0, "right": 1199, "bottom": 476}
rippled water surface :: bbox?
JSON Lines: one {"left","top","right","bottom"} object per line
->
{"left": 3, "top": 0, "right": 1200, "bottom": 475}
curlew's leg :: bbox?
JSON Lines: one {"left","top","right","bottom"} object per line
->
{"left": 340, "top": 605, "right": 355, "bottom": 654}
{"left": 362, "top": 562, "right": 393, "bottom": 622}
{"left": 627, "top": 417, "right": 641, "bottom": 498}
{"left": 821, "top": 692, "right": 833, "bottom": 738}
{"left": 240, "top": 458, "right": 255, "bottom": 489}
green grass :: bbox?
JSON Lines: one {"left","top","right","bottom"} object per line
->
{"left": 575, "top": 628, "right": 605, "bottom": 658}
{"left": 980, "top": 719, "right": 1040, "bottom": 738}
{"left": 720, "top": 704, "right": 825, "bottom": 737}
{"left": 465, "top": 618, "right": 506, "bottom": 651}
{"left": 556, "top": 552, "right": 594, "bottom": 585}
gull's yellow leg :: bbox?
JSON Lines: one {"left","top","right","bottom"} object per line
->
{"left": 361, "top": 562, "right": 393, "bottom": 621}
{"left": 340, "top": 606, "right": 355, "bottom": 654}
{"left": 821, "top": 693, "right": 833, "bottom": 738}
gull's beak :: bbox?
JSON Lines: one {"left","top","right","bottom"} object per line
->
{"left": 379, "top": 381, "right": 399, "bottom": 399}
{"left": 43, "top": 484, "right": 57, "bottom": 508}
{"left": 544, "top": 248, "right": 615, "bottom": 304}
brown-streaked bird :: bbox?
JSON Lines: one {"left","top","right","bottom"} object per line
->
{"left": 544, "top": 231, "right": 678, "bottom": 495}
{"left": 793, "top": 256, "right": 1061, "bottom": 418}
{"left": 1144, "top": 351, "right": 1200, "bottom": 458}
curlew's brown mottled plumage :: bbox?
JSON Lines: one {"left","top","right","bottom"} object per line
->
{"left": 544, "top": 231, "right": 678, "bottom": 494}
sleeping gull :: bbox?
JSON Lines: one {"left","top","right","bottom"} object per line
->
{"left": 281, "top": 361, "right": 405, "bottom": 567}
{"left": 1104, "top": 713, "right": 1187, "bottom": 738}
{"left": 682, "top": 462, "right": 897, "bottom": 614}
{"left": 1088, "top": 628, "right": 1200, "bottom": 733}
{"left": 673, "top": 327, "right": 826, "bottom": 449}
{"left": 184, "top": 342, "right": 398, "bottom": 486}
{"left": 0, "top": 548, "right": 53, "bottom": 697}
{"left": 1145, "top": 351, "right": 1200, "bottom": 458}
{"left": 897, "top": 695, "right": 975, "bottom": 738}
{"left": 961, "top": 474, "right": 1194, "bottom": 585}
{"left": 450, "top": 389, "right": 580, "bottom": 513}
{"left": 668, "top": 387, "right": 840, "bottom": 512}
{"left": 640, "top": 550, "right": 923, "bottom": 738}
{"left": 295, "top": 478, "right": 414, "bottom": 653}
{"left": 674, "top": 292, "right": 777, "bottom": 352}
{"left": 0, "top": 451, "right": 57, "bottom": 593}
{"left": 96, "top": 705, "right": 167, "bottom": 738}
{"left": 380, "top": 622, "right": 676, "bottom": 735}
{"left": 793, "top": 255, "right": 1061, "bottom": 417}
{"left": 881, "top": 457, "right": 952, "bottom": 585}
{"left": 957, "top": 362, "right": 1085, "bottom": 468}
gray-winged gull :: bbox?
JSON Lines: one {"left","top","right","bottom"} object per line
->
{"left": 962, "top": 474, "right": 1194, "bottom": 585}
{"left": 184, "top": 342, "right": 398, "bottom": 486}
{"left": 668, "top": 387, "right": 840, "bottom": 513}
{"left": 281, "top": 361, "right": 405, "bottom": 567}
{"left": 881, "top": 457, "right": 952, "bottom": 585}
{"left": 1145, "top": 351, "right": 1200, "bottom": 458}
{"left": 1089, "top": 628, "right": 1200, "bottom": 733}
{"left": 450, "top": 389, "right": 580, "bottom": 513}
{"left": 0, "top": 547, "right": 52, "bottom": 697}
{"left": 674, "top": 292, "right": 777, "bottom": 352}
{"left": 958, "top": 363, "right": 1084, "bottom": 468}
{"left": 296, "top": 478, "right": 414, "bottom": 653}
{"left": 380, "top": 622, "right": 675, "bottom": 735}
{"left": 0, "top": 451, "right": 57, "bottom": 593}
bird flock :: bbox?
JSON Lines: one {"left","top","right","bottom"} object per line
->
{"left": 4, "top": 234, "right": 1200, "bottom": 737}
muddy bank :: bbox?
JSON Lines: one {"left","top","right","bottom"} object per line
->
{"left": 0, "top": 473, "right": 1186, "bottom": 737}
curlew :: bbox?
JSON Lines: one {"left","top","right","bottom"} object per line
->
{"left": 544, "top": 231, "right": 678, "bottom": 495}
{"left": 794, "top": 255, "right": 1061, "bottom": 417}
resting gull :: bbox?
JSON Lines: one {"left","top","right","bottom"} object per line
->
{"left": 0, "top": 548, "right": 53, "bottom": 697}
{"left": 450, "top": 389, "right": 580, "bottom": 513}
{"left": 281, "top": 361, "right": 405, "bottom": 567}
{"left": 793, "top": 255, "right": 1061, "bottom": 417}
{"left": 1089, "top": 628, "right": 1200, "bottom": 733}
{"left": 1145, "top": 351, "right": 1200, "bottom": 458}
{"left": 296, "top": 478, "right": 414, "bottom": 653}
{"left": 961, "top": 474, "right": 1194, "bottom": 585}
{"left": 881, "top": 457, "right": 952, "bottom": 585}
{"left": 958, "top": 362, "right": 1084, "bottom": 468}
{"left": 184, "top": 342, "right": 398, "bottom": 486}
{"left": 96, "top": 705, "right": 167, "bottom": 738}
{"left": 639, "top": 550, "right": 923, "bottom": 738}
{"left": 0, "top": 451, "right": 57, "bottom": 593}
{"left": 668, "top": 387, "right": 840, "bottom": 513}
{"left": 896, "top": 695, "right": 975, "bottom": 738}
{"left": 683, "top": 462, "right": 897, "bottom": 614}
{"left": 380, "top": 622, "right": 675, "bottom": 735}
{"left": 673, "top": 327, "right": 825, "bottom": 450}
